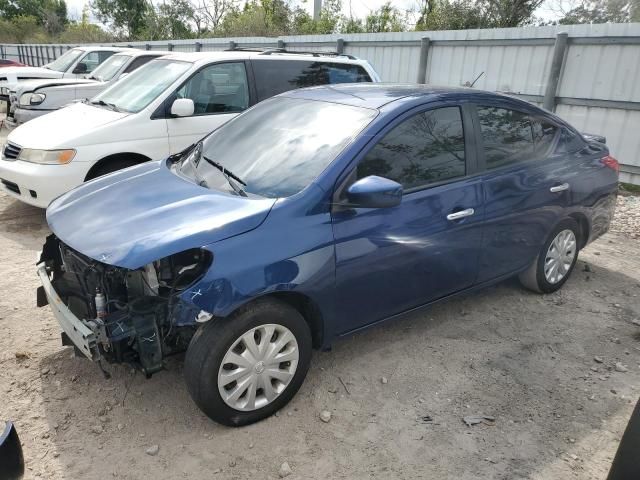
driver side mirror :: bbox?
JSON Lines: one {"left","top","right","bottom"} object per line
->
{"left": 170, "top": 98, "right": 194, "bottom": 118}
{"left": 346, "top": 175, "right": 403, "bottom": 209}
{"left": 72, "top": 62, "right": 88, "bottom": 74}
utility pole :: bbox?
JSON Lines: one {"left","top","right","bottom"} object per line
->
{"left": 314, "top": 0, "right": 322, "bottom": 20}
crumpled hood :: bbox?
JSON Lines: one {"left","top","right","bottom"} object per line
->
{"left": 7, "top": 102, "right": 128, "bottom": 149}
{"left": 14, "top": 78, "right": 95, "bottom": 95}
{"left": 47, "top": 161, "right": 276, "bottom": 269}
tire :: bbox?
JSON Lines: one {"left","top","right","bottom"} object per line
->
{"left": 519, "top": 218, "right": 580, "bottom": 294}
{"left": 86, "top": 158, "right": 142, "bottom": 180}
{"left": 184, "top": 298, "right": 312, "bottom": 427}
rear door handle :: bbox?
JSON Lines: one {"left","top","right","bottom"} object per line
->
{"left": 550, "top": 183, "right": 570, "bottom": 193}
{"left": 447, "top": 208, "right": 475, "bottom": 221}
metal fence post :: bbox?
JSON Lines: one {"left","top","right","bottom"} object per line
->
{"left": 417, "top": 37, "right": 430, "bottom": 84}
{"left": 336, "top": 38, "right": 344, "bottom": 54}
{"left": 168, "top": 43, "right": 174, "bottom": 51}
{"left": 0, "top": 45, "right": 4, "bottom": 60}
{"left": 229, "top": 40, "right": 237, "bottom": 50}
{"left": 543, "top": 32, "right": 569, "bottom": 112}
{"left": 277, "top": 39, "right": 285, "bottom": 49}
{"left": 195, "top": 42, "right": 202, "bottom": 52}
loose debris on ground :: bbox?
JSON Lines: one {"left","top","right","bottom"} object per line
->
{"left": 0, "top": 178, "right": 639, "bottom": 478}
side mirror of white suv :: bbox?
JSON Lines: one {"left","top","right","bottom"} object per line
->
{"left": 171, "top": 98, "right": 194, "bottom": 118}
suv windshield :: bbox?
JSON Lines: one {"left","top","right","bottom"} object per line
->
{"left": 89, "top": 54, "right": 130, "bottom": 81}
{"left": 179, "top": 97, "right": 377, "bottom": 198}
{"left": 92, "top": 59, "right": 191, "bottom": 113}
{"left": 46, "top": 49, "right": 84, "bottom": 72}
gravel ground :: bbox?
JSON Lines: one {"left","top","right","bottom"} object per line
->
{"left": 611, "top": 195, "right": 640, "bottom": 239}
{"left": 0, "top": 124, "right": 639, "bottom": 479}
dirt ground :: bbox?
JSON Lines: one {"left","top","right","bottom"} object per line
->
{"left": 1, "top": 172, "right": 639, "bottom": 479}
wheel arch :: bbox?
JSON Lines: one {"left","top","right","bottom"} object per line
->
{"left": 222, "top": 291, "right": 325, "bottom": 350}
{"left": 85, "top": 152, "right": 151, "bottom": 181}
{"left": 567, "top": 212, "right": 591, "bottom": 249}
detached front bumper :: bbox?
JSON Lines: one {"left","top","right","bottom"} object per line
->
{"left": 36, "top": 262, "right": 99, "bottom": 360}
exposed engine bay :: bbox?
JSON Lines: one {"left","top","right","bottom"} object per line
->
{"left": 37, "top": 235, "right": 212, "bottom": 377}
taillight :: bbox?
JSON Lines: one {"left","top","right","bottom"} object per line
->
{"left": 601, "top": 155, "right": 619, "bottom": 173}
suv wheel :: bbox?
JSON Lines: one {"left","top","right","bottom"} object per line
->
{"left": 184, "top": 298, "right": 312, "bottom": 426}
{"left": 519, "top": 218, "right": 580, "bottom": 294}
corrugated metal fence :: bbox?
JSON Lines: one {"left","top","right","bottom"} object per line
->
{"left": 2, "top": 23, "right": 640, "bottom": 184}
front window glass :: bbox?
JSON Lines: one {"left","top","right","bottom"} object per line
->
{"left": 89, "top": 55, "right": 130, "bottom": 81}
{"left": 358, "top": 107, "right": 466, "bottom": 190}
{"left": 46, "top": 49, "right": 84, "bottom": 72}
{"left": 179, "top": 97, "right": 377, "bottom": 198}
{"left": 175, "top": 62, "right": 249, "bottom": 115}
{"left": 79, "top": 51, "right": 115, "bottom": 74}
{"left": 93, "top": 59, "right": 191, "bottom": 113}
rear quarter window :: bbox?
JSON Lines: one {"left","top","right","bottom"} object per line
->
{"left": 252, "top": 59, "right": 372, "bottom": 101}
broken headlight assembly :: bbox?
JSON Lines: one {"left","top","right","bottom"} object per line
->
{"left": 38, "top": 235, "right": 213, "bottom": 376}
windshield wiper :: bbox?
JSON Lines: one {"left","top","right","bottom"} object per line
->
{"left": 202, "top": 155, "right": 247, "bottom": 197}
{"left": 90, "top": 99, "right": 121, "bottom": 112}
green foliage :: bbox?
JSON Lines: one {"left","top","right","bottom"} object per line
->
{"left": 143, "top": 0, "right": 197, "bottom": 40}
{"left": 364, "top": 2, "right": 407, "bottom": 33}
{"left": 416, "top": 0, "right": 544, "bottom": 30}
{"left": 90, "top": 0, "right": 150, "bottom": 39}
{"left": 559, "top": 0, "right": 640, "bottom": 24}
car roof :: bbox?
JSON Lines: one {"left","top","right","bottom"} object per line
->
{"left": 281, "top": 83, "right": 532, "bottom": 110}
{"left": 74, "top": 46, "right": 129, "bottom": 52}
{"left": 161, "top": 50, "right": 369, "bottom": 66}
{"left": 112, "top": 49, "right": 172, "bottom": 58}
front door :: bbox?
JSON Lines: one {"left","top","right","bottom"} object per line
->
{"left": 166, "top": 61, "right": 250, "bottom": 154}
{"left": 331, "top": 104, "right": 485, "bottom": 333}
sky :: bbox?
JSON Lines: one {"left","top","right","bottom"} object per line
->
{"left": 65, "top": 0, "right": 563, "bottom": 24}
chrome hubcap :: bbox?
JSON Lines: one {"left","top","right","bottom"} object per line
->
{"left": 544, "top": 229, "right": 576, "bottom": 284}
{"left": 217, "top": 324, "right": 299, "bottom": 411}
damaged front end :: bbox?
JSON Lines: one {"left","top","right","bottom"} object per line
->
{"left": 36, "top": 235, "right": 213, "bottom": 377}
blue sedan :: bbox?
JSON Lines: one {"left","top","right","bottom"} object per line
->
{"left": 37, "top": 84, "right": 619, "bottom": 426}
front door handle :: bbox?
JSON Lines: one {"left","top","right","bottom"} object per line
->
{"left": 447, "top": 208, "right": 475, "bottom": 221}
{"left": 550, "top": 182, "right": 570, "bottom": 193}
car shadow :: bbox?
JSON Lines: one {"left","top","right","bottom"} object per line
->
{"left": 32, "top": 254, "right": 640, "bottom": 479}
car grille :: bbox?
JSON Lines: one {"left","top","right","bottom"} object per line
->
{"left": 3, "top": 142, "right": 21, "bottom": 160}
{"left": 1, "top": 179, "right": 20, "bottom": 195}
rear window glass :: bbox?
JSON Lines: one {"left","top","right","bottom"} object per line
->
{"left": 252, "top": 59, "right": 372, "bottom": 101}
{"left": 556, "top": 128, "right": 586, "bottom": 154}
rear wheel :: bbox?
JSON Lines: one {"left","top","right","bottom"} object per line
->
{"left": 519, "top": 218, "right": 580, "bottom": 294}
{"left": 184, "top": 298, "right": 312, "bottom": 426}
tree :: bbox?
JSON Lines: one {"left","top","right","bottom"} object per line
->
{"left": 91, "top": 0, "right": 150, "bottom": 39}
{"left": 364, "top": 2, "right": 407, "bottom": 32}
{"left": 483, "top": 0, "right": 545, "bottom": 27}
{"left": 559, "top": 0, "right": 640, "bottom": 24}
{"left": 416, "top": 0, "right": 486, "bottom": 30}
{"left": 144, "top": 0, "right": 196, "bottom": 40}
{"left": 192, "top": 0, "right": 237, "bottom": 33}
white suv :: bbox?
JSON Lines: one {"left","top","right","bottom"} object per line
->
{"left": 0, "top": 49, "right": 380, "bottom": 208}
{"left": 6, "top": 50, "right": 169, "bottom": 128}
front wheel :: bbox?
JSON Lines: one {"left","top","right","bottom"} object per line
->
{"left": 184, "top": 298, "right": 312, "bottom": 426}
{"left": 519, "top": 218, "right": 580, "bottom": 294}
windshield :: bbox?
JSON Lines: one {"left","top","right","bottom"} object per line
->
{"left": 89, "top": 54, "right": 130, "bottom": 81}
{"left": 179, "top": 97, "right": 377, "bottom": 198}
{"left": 92, "top": 59, "right": 191, "bottom": 113}
{"left": 46, "top": 49, "right": 84, "bottom": 72}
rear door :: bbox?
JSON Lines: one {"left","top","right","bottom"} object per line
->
{"left": 473, "top": 103, "right": 580, "bottom": 283}
{"left": 331, "top": 103, "right": 485, "bottom": 332}
{"left": 166, "top": 61, "right": 251, "bottom": 154}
